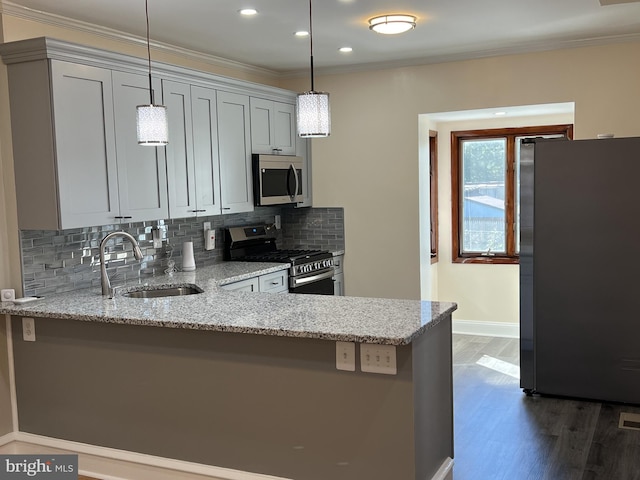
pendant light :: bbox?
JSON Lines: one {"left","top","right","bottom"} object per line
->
{"left": 136, "top": 0, "right": 168, "bottom": 145}
{"left": 296, "top": 0, "right": 331, "bottom": 138}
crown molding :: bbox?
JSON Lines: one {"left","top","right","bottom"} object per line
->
{"left": 281, "top": 31, "right": 640, "bottom": 79}
{"left": 0, "top": 0, "right": 280, "bottom": 80}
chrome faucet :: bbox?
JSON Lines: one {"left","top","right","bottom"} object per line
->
{"left": 100, "top": 231, "right": 144, "bottom": 297}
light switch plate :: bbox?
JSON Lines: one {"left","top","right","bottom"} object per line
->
{"left": 336, "top": 341, "right": 356, "bottom": 371}
{"left": 204, "top": 229, "right": 216, "bottom": 250}
{"left": 360, "top": 344, "right": 397, "bottom": 375}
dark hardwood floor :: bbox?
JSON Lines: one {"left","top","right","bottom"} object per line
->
{"left": 452, "top": 334, "right": 640, "bottom": 480}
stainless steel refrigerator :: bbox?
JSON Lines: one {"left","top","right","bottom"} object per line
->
{"left": 520, "top": 136, "right": 640, "bottom": 404}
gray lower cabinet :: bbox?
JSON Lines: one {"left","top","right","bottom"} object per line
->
{"left": 250, "top": 97, "right": 296, "bottom": 155}
{"left": 221, "top": 277, "right": 259, "bottom": 293}
{"left": 221, "top": 270, "right": 288, "bottom": 294}
{"left": 333, "top": 255, "right": 344, "bottom": 296}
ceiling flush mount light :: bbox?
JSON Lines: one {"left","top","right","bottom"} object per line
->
{"left": 136, "top": 0, "right": 168, "bottom": 145}
{"left": 339, "top": 46, "right": 353, "bottom": 53}
{"left": 296, "top": 0, "right": 331, "bottom": 138}
{"left": 239, "top": 8, "right": 258, "bottom": 16}
{"left": 368, "top": 14, "right": 417, "bottom": 35}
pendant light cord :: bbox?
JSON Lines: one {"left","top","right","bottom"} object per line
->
{"left": 145, "top": 0, "right": 153, "bottom": 104}
{"left": 308, "top": 0, "right": 314, "bottom": 92}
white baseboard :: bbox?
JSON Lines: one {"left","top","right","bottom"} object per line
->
{"left": 0, "top": 432, "right": 17, "bottom": 448}
{"left": 430, "top": 457, "right": 454, "bottom": 480}
{"left": 453, "top": 319, "right": 519, "bottom": 338}
{"left": 4, "top": 432, "right": 292, "bottom": 480}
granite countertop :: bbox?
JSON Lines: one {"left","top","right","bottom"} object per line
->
{"left": 0, "top": 262, "right": 457, "bottom": 345}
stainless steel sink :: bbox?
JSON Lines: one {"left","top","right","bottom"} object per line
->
{"left": 123, "top": 285, "right": 203, "bottom": 298}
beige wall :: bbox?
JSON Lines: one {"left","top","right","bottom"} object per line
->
{"left": 280, "top": 42, "right": 640, "bottom": 302}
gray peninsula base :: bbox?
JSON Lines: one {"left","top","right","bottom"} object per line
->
{"left": 10, "top": 314, "right": 453, "bottom": 480}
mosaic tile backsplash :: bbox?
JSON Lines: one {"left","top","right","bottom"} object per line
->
{"left": 20, "top": 207, "right": 344, "bottom": 297}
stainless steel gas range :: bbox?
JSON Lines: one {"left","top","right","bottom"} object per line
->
{"left": 224, "top": 225, "right": 334, "bottom": 295}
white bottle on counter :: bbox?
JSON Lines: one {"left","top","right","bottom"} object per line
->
{"left": 182, "top": 241, "right": 196, "bottom": 271}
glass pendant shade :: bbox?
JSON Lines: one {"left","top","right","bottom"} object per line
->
{"left": 296, "top": 91, "right": 331, "bottom": 138}
{"left": 136, "top": 104, "right": 168, "bottom": 145}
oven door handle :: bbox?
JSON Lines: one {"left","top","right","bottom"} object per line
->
{"left": 288, "top": 163, "right": 299, "bottom": 201}
{"left": 291, "top": 269, "right": 335, "bottom": 287}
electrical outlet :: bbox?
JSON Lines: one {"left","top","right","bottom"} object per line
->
{"left": 22, "top": 317, "right": 36, "bottom": 342}
{"left": 203, "top": 221, "right": 211, "bottom": 231}
{"left": 336, "top": 341, "right": 356, "bottom": 371}
{"left": 360, "top": 344, "right": 397, "bottom": 375}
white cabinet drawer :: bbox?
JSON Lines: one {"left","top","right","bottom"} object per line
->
{"left": 259, "top": 270, "right": 289, "bottom": 294}
{"left": 220, "top": 277, "right": 259, "bottom": 292}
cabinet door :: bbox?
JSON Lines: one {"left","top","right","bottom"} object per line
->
{"left": 259, "top": 270, "right": 289, "bottom": 293}
{"left": 333, "top": 272, "right": 345, "bottom": 296}
{"left": 50, "top": 61, "right": 120, "bottom": 228}
{"left": 249, "top": 97, "right": 273, "bottom": 154}
{"left": 217, "top": 91, "right": 253, "bottom": 214}
{"left": 112, "top": 71, "right": 168, "bottom": 222}
{"left": 273, "top": 102, "right": 296, "bottom": 155}
{"left": 191, "top": 86, "right": 222, "bottom": 216}
{"left": 250, "top": 98, "right": 296, "bottom": 155}
{"left": 220, "top": 277, "right": 259, "bottom": 292}
{"left": 162, "top": 80, "right": 197, "bottom": 218}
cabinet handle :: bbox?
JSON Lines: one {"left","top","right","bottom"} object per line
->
{"left": 223, "top": 207, "right": 231, "bottom": 210}
{"left": 272, "top": 147, "right": 282, "bottom": 152}
{"left": 189, "top": 209, "right": 206, "bottom": 213}
{"left": 114, "top": 216, "right": 132, "bottom": 220}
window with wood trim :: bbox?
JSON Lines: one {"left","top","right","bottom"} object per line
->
{"left": 451, "top": 124, "right": 573, "bottom": 264}
{"left": 430, "top": 130, "right": 438, "bottom": 263}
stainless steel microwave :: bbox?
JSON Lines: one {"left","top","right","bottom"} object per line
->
{"left": 252, "top": 154, "right": 303, "bottom": 206}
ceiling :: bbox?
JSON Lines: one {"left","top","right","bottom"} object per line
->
{"left": 4, "top": 0, "right": 640, "bottom": 75}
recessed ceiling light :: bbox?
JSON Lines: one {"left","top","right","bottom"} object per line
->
{"left": 239, "top": 8, "right": 258, "bottom": 16}
{"left": 368, "top": 14, "right": 417, "bottom": 34}
{"left": 295, "top": 30, "right": 309, "bottom": 37}
{"left": 339, "top": 47, "right": 353, "bottom": 53}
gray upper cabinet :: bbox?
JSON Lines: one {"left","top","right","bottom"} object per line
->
{"left": 112, "top": 71, "right": 168, "bottom": 222}
{"left": 162, "top": 80, "right": 222, "bottom": 218}
{"left": 7, "top": 59, "right": 120, "bottom": 229}
{"left": 0, "top": 37, "right": 303, "bottom": 228}
{"left": 191, "top": 86, "right": 222, "bottom": 216}
{"left": 6, "top": 59, "right": 170, "bottom": 229}
{"left": 250, "top": 98, "right": 296, "bottom": 155}
{"left": 163, "top": 80, "right": 197, "bottom": 218}
{"left": 217, "top": 91, "right": 254, "bottom": 214}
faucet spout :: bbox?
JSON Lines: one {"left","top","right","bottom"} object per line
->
{"left": 100, "top": 231, "right": 144, "bottom": 297}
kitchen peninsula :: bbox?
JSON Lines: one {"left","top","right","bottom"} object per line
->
{"left": 1, "top": 262, "right": 456, "bottom": 480}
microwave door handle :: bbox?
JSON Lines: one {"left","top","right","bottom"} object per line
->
{"left": 289, "top": 163, "right": 299, "bottom": 201}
